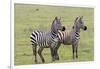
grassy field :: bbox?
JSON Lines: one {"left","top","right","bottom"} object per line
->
{"left": 14, "top": 3, "right": 94, "bottom": 65}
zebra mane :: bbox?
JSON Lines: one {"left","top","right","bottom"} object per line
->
{"left": 73, "top": 16, "right": 81, "bottom": 29}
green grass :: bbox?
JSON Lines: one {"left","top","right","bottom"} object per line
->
{"left": 14, "top": 3, "right": 94, "bottom": 65}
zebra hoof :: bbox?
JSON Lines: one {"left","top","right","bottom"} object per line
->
{"left": 56, "top": 57, "right": 59, "bottom": 60}
{"left": 42, "top": 59, "right": 45, "bottom": 63}
{"left": 35, "top": 60, "right": 38, "bottom": 64}
{"left": 76, "top": 56, "right": 78, "bottom": 59}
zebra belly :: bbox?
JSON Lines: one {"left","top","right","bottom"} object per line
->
{"left": 63, "top": 40, "right": 72, "bottom": 45}
{"left": 63, "top": 34, "right": 72, "bottom": 45}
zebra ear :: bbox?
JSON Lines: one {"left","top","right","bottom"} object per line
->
{"left": 55, "top": 16, "right": 61, "bottom": 20}
{"left": 75, "top": 17, "right": 78, "bottom": 22}
{"left": 62, "top": 26, "right": 66, "bottom": 31}
{"left": 55, "top": 17, "right": 58, "bottom": 20}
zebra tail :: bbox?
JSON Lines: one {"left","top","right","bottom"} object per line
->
{"left": 30, "top": 33, "right": 36, "bottom": 45}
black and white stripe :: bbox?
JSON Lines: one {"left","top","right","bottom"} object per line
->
{"left": 30, "top": 30, "right": 56, "bottom": 48}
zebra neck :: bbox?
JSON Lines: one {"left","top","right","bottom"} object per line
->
{"left": 73, "top": 27, "right": 80, "bottom": 33}
{"left": 73, "top": 27, "right": 80, "bottom": 37}
{"left": 50, "top": 31, "right": 58, "bottom": 38}
{"left": 75, "top": 31, "right": 80, "bottom": 37}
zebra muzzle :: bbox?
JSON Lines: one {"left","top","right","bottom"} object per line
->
{"left": 62, "top": 26, "right": 66, "bottom": 31}
{"left": 83, "top": 26, "right": 87, "bottom": 31}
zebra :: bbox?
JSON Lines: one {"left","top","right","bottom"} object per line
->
{"left": 30, "top": 17, "right": 65, "bottom": 63}
{"left": 55, "top": 16, "right": 87, "bottom": 60}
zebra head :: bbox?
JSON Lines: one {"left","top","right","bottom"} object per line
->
{"left": 73, "top": 16, "right": 87, "bottom": 31}
{"left": 51, "top": 17, "right": 65, "bottom": 34}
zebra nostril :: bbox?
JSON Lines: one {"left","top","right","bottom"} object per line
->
{"left": 62, "top": 26, "right": 66, "bottom": 31}
{"left": 84, "top": 26, "right": 87, "bottom": 30}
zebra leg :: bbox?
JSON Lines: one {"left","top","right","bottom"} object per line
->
{"left": 32, "top": 44, "right": 37, "bottom": 63}
{"left": 50, "top": 40, "right": 59, "bottom": 61}
{"left": 52, "top": 47, "right": 59, "bottom": 61}
{"left": 55, "top": 43, "right": 61, "bottom": 60}
{"left": 75, "top": 44, "right": 78, "bottom": 59}
{"left": 54, "top": 48, "right": 59, "bottom": 60}
{"left": 72, "top": 44, "right": 75, "bottom": 60}
{"left": 38, "top": 47, "right": 45, "bottom": 63}
{"left": 50, "top": 47, "right": 55, "bottom": 62}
